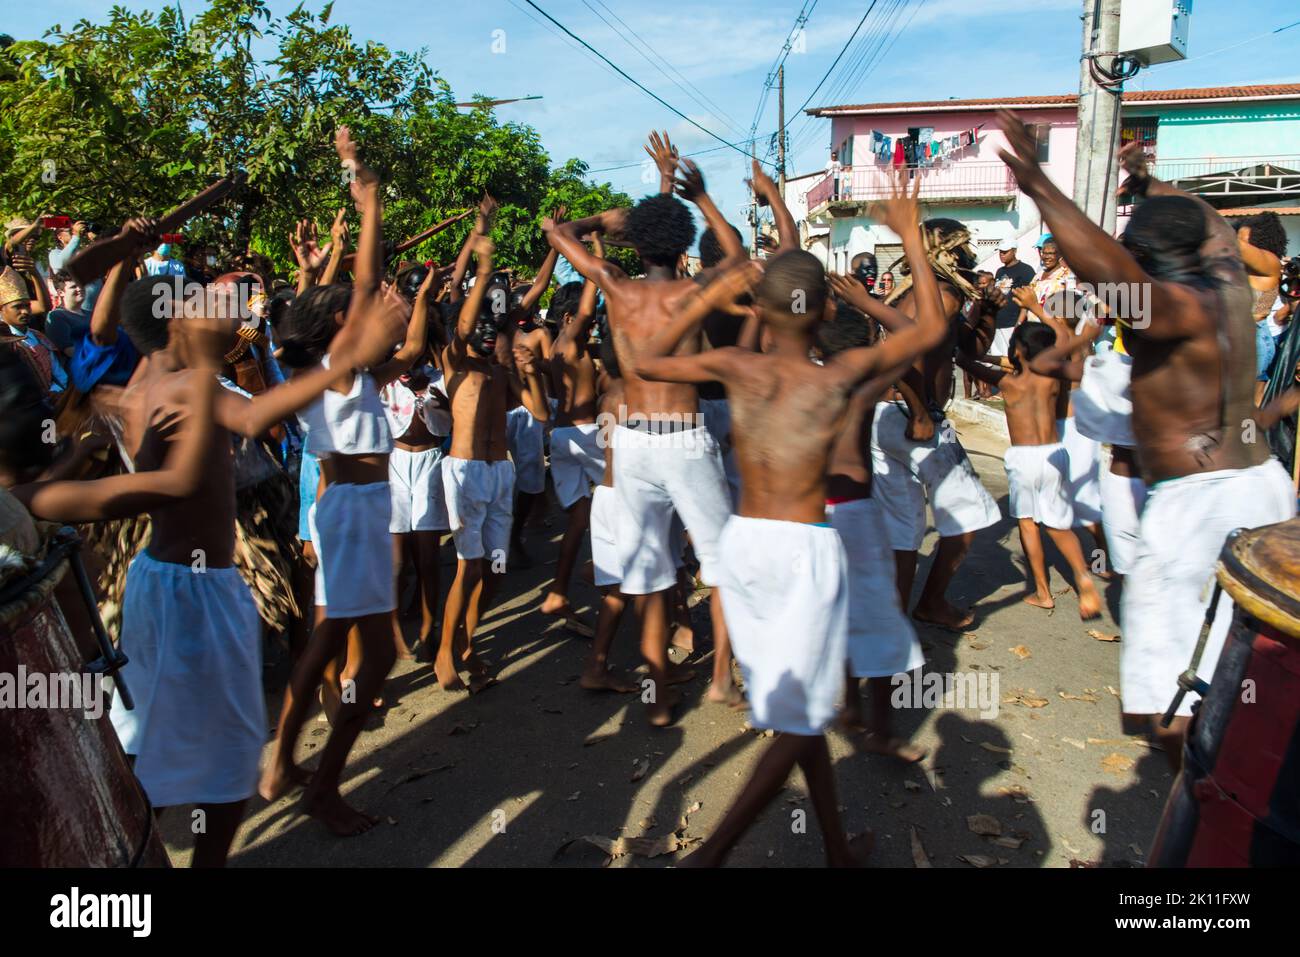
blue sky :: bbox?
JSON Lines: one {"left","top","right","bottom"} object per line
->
{"left": 9, "top": 1, "right": 1299, "bottom": 240}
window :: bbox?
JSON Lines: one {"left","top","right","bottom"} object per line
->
{"left": 841, "top": 137, "right": 854, "bottom": 166}
{"left": 1025, "top": 124, "right": 1051, "bottom": 163}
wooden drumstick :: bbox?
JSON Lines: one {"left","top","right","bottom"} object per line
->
{"left": 64, "top": 173, "right": 245, "bottom": 285}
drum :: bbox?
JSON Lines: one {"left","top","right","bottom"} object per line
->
{"left": 0, "top": 530, "right": 170, "bottom": 867}
{"left": 1149, "top": 518, "right": 1300, "bottom": 866}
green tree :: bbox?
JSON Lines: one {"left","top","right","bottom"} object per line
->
{"left": 0, "top": 0, "right": 633, "bottom": 275}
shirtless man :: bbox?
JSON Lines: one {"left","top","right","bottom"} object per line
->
{"left": 959, "top": 323, "right": 1103, "bottom": 618}
{"left": 998, "top": 112, "right": 1296, "bottom": 762}
{"left": 544, "top": 150, "right": 740, "bottom": 725}
{"left": 637, "top": 173, "right": 950, "bottom": 865}
{"left": 870, "top": 222, "right": 1002, "bottom": 630}
{"left": 436, "top": 236, "right": 549, "bottom": 691}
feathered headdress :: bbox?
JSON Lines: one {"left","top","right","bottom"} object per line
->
{"left": 882, "top": 224, "right": 978, "bottom": 306}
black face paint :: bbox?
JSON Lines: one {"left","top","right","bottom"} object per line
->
{"left": 468, "top": 315, "right": 500, "bottom": 357}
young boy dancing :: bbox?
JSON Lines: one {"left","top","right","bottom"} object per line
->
{"left": 959, "top": 324, "right": 1103, "bottom": 619}
{"left": 635, "top": 174, "right": 950, "bottom": 867}
{"left": 436, "top": 236, "right": 548, "bottom": 691}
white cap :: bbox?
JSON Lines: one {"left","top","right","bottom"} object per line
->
{"left": 998, "top": 236, "right": 1018, "bottom": 251}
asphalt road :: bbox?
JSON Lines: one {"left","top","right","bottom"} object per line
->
{"left": 160, "top": 410, "right": 1171, "bottom": 867}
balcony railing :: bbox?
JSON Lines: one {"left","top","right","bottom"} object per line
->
{"left": 1152, "top": 154, "right": 1300, "bottom": 202}
{"left": 805, "top": 161, "right": 1017, "bottom": 209}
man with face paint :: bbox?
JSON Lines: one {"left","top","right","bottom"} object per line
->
{"left": 435, "top": 236, "right": 549, "bottom": 691}
{"left": 997, "top": 110, "right": 1296, "bottom": 767}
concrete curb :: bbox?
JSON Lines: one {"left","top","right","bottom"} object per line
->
{"left": 946, "top": 396, "right": 1010, "bottom": 439}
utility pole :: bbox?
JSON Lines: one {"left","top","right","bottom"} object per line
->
{"left": 777, "top": 64, "right": 787, "bottom": 195}
{"left": 1073, "top": 0, "right": 1123, "bottom": 235}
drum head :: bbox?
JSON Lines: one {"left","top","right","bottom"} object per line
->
{"left": 1219, "top": 518, "right": 1300, "bottom": 638}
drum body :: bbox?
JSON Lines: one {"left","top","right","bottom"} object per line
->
{"left": 1149, "top": 519, "right": 1300, "bottom": 866}
{"left": 0, "top": 552, "right": 169, "bottom": 867}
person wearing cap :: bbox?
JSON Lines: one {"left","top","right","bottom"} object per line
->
{"left": 0, "top": 266, "right": 67, "bottom": 395}
{"left": 991, "top": 237, "right": 1035, "bottom": 357}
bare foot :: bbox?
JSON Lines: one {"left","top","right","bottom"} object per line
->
{"left": 579, "top": 666, "right": 639, "bottom": 693}
{"left": 707, "top": 681, "right": 747, "bottom": 709}
{"left": 540, "top": 591, "right": 571, "bottom": 617}
{"left": 858, "top": 732, "right": 928, "bottom": 763}
{"left": 434, "top": 653, "right": 467, "bottom": 691}
{"left": 828, "top": 830, "right": 875, "bottom": 868}
{"left": 302, "top": 787, "right": 379, "bottom": 837}
{"left": 258, "top": 761, "right": 312, "bottom": 802}
{"left": 646, "top": 686, "right": 682, "bottom": 727}
{"left": 1023, "top": 591, "right": 1055, "bottom": 610}
{"left": 912, "top": 600, "right": 975, "bottom": 632}
{"left": 671, "top": 623, "right": 695, "bottom": 654}
{"left": 1077, "top": 579, "right": 1103, "bottom": 620}
{"left": 393, "top": 635, "right": 414, "bottom": 661}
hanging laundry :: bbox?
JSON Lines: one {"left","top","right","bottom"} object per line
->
{"left": 893, "top": 138, "right": 906, "bottom": 167}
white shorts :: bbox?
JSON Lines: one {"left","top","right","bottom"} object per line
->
{"left": 507, "top": 405, "right": 546, "bottom": 495}
{"left": 700, "top": 398, "right": 741, "bottom": 508}
{"left": 550, "top": 423, "right": 605, "bottom": 509}
{"left": 827, "top": 498, "right": 925, "bottom": 678}
{"left": 1120, "top": 459, "right": 1295, "bottom": 716}
{"left": 718, "top": 516, "right": 848, "bottom": 735}
{"left": 310, "top": 481, "right": 395, "bottom": 618}
{"left": 611, "top": 425, "right": 731, "bottom": 595}
{"left": 987, "top": 325, "right": 1015, "bottom": 358}
{"left": 111, "top": 553, "right": 266, "bottom": 807}
{"left": 442, "top": 457, "right": 515, "bottom": 562}
{"left": 1057, "top": 417, "right": 1103, "bottom": 525}
{"left": 589, "top": 484, "right": 622, "bottom": 587}
{"left": 389, "top": 446, "right": 449, "bottom": 533}
{"left": 1098, "top": 463, "right": 1147, "bottom": 576}
{"left": 1005, "top": 442, "right": 1075, "bottom": 530}
{"left": 871, "top": 401, "right": 1001, "bottom": 551}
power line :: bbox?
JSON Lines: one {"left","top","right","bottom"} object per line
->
{"left": 748, "top": 0, "right": 820, "bottom": 137}
{"left": 788, "top": 0, "right": 882, "bottom": 119}
{"left": 520, "top": 0, "right": 753, "bottom": 158}
{"left": 587, "top": 0, "right": 747, "bottom": 137}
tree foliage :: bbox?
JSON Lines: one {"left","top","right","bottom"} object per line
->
{"left": 0, "top": 0, "right": 635, "bottom": 274}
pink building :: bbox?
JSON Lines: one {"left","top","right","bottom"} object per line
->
{"left": 800, "top": 83, "right": 1300, "bottom": 276}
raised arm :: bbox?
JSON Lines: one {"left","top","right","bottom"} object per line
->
{"left": 452, "top": 235, "right": 496, "bottom": 355}
{"left": 828, "top": 272, "right": 913, "bottom": 334}
{"left": 337, "top": 126, "right": 382, "bottom": 305}
{"left": 749, "top": 160, "right": 798, "bottom": 253}
{"left": 827, "top": 172, "right": 949, "bottom": 386}
{"left": 369, "top": 285, "right": 421, "bottom": 387}
{"left": 675, "top": 159, "right": 745, "bottom": 266}
{"left": 1027, "top": 320, "right": 1103, "bottom": 383}
{"left": 510, "top": 340, "right": 550, "bottom": 422}
{"left": 645, "top": 131, "right": 679, "bottom": 195}
{"left": 999, "top": 110, "right": 1212, "bottom": 342}
{"left": 320, "top": 208, "right": 348, "bottom": 287}
{"left": 448, "top": 194, "right": 497, "bottom": 304}
{"left": 544, "top": 210, "right": 630, "bottom": 292}
{"left": 519, "top": 206, "right": 565, "bottom": 313}
{"left": 1236, "top": 227, "right": 1282, "bottom": 282}
{"left": 291, "top": 217, "right": 333, "bottom": 294}
{"left": 956, "top": 352, "right": 1009, "bottom": 387}
{"left": 634, "top": 261, "right": 762, "bottom": 381}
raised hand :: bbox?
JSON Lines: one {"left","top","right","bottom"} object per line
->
{"left": 867, "top": 166, "right": 923, "bottom": 236}
{"left": 672, "top": 158, "right": 706, "bottom": 203}
{"left": 329, "top": 207, "right": 349, "bottom": 247}
{"left": 747, "top": 158, "right": 778, "bottom": 200}
{"left": 476, "top": 193, "right": 499, "bottom": 234}
{"left": 336, "top": 125, "right": 378, "bottom": 206}
{"left": 291, "top": 219, "right": 332, "bottom": 273}
{"left": 335, "top": 286, "right": 409, "bottom": 370}
{"left": 1117, "top": 141, "right": 1150, "bottom": 198}
{"left": 644, "top": 130, "right": 679, "bottom": 183}
{"left": 1011, "top": 285, "right": 1039, "bottom": 310}
{"left": 828, "top": 272, "right": 872, "bottom": 312}
{"left": 119, "top": 216, "right": 162, "bottom": 254}
{"left": 997, "top": 108, "right": 1047, "bottom": 192}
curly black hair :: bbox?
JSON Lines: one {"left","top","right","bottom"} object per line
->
{"left": 1009, "top": 321, "right": 1057, "bottom": 370}
{"left": 1235, "top": 212, "right": 1288, "bottom": 259}
{"left": 816, "top": 302, "right": 874, "bottom": 357}
{"left": 277, "top": 283, "right": 351, "bottom": 368}
{"left": 547, "top": 281, "right": 585, "bottom": 323}
{"left": 699, "top": 223, "right": 745, "bottom": 268}
{"left": 625, "top": 193, "right": 696, "bottom": 269}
